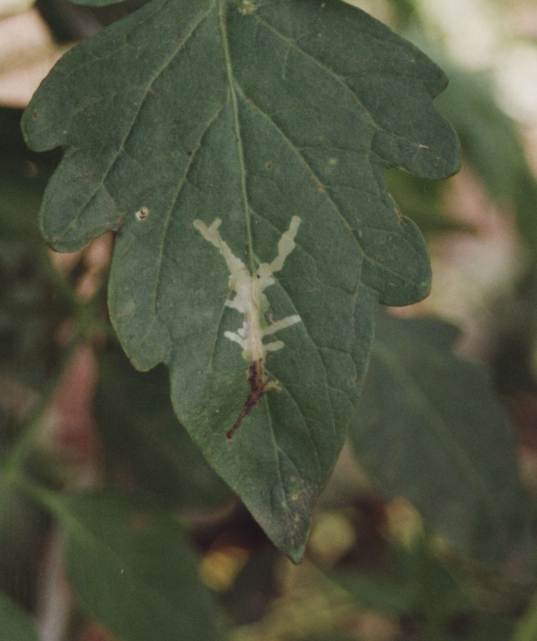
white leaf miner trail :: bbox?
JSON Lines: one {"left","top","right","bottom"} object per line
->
{"left": 193, "top": 215, "right": 302, "bottom": 438}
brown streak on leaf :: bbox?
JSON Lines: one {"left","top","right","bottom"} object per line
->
{"left": 227, "top": 359, "right": 269, "bottom": 440}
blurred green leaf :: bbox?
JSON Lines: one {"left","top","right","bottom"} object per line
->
{"left": 335, "top": 570, "right": 416, "bottom": 615}
{"left": 385, "top": 0, "right": 420, "bottom": 30}
{"left": 350, "top": 312, "right": 530, "bottom": 564}
{"left": 446, "top": 615, "right": 515, "bottom": 641}
{"left": 437, "top": 70, "right": 537, "bottom": 253}
{"left": 301, "top": 637, "right": 351, "bottom": 641}
{"left": 95, "top": 346, "right": 232, "bottom": 511}
{"left": 0, "top": 108, "right": 55, "bottom": 240}
{"left": 439, "top": 71, "right": 525, "bottom": 203}
{"left": 0, "top": 593, "right": 38, "bottom": 641}
{"left": 512, "top": 589, "right": 537, "bottom": 641}
{"left": 222, "top": 546, "right": 279, "bottom": 624}
{"left": 0, "top": 491, "right": 48, "bottom": 607}
{"left": 332, "top": 537, "right": 519, "bottom": 640}
{"left": 386, "top": 171, "right": 470, "bottom": 236}
{"left": 0, "top": 108, "right": 70, "bottom": 390}
{"left": 0, "top": 242, "right": 70, "bottom": 389}
{"left": 333, "top": 539, "right": 467, "bottom": 618}
{"left": 37, "top": 491, "right": 221, "bottom": 641}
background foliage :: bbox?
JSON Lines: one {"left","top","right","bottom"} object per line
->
{"left": 1, "top": 0, "right": 537, "bottom": 640}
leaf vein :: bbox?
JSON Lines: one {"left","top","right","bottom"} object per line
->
{"left": 218, "top": 0, "right": 255, "bottom": 271}
{"left": 152, "top": 102, "right": 228, "bottom": 335}
{"left": 59, "top": 3, "right": 215, "bottom": 239}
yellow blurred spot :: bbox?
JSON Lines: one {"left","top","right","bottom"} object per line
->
{"left": 385, "top": 498, "right": 423, "bottom": 548}
{"left": 309, "top": 511, "right": 356, "bottom": 564}
{"left": 200, "top": 546, "right": 250, "bottom": 592}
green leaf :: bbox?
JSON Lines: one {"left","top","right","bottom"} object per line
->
{"left": 333, "top": 535, "right": 469, "bottom": 614}
{"left": 0, "top": 594, "right": 38, "bottom": 641}
{"left": 0, "top": 490, "right": 48, "bottom": 604}
{"left": 512, "top": 589, "right": 537, "bottom": 641}
{"left": 334, "top": 571, "right": 417, "bottom": 615}
{"left": 22, "top": 0, "right": 459, "bottom": 558}
{"left": 0, "top": 110, "right": 71, "bottom": 390}
{"left": 350, "top": 313, "right": 529, "bottom": 564}
{"left": 0, "top": 108, "right": 54, "bottom": 241}
{"left": 436, "top": 70, "right": 537, "bottom": 254}
{"left": 37, "top": 491, "right": 220, "bottom": 641}
{"left": 95, "top": 346, "right": 232, "bottom": 510}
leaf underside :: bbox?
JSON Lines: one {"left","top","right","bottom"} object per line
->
{"left": 22, "top": 0, "right": 459, "bottom": 559}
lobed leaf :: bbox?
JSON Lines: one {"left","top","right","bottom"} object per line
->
{"left": 22, "top": 0, "right": 459, "bottom": 558}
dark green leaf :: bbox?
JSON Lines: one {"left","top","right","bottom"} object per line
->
{"left": 0, "top": 108, "right": 55, "bottom": 239}
{"left": 446, "top": 615, "right": 516, "bottom": 641}
{"left": 0, "top": 594, "right": 38, "bottom": 641}
{"left": 350, "top": 312, "right": 529, "bottom": 563}
{"left": 22, "top": 0, "right": 459, "bottom": 558}
{"left": 42, "top": 492, "right": 220, "bottom": 641}
{"left": 95, "top": 346, "right": 232, "bottom": 510}
{"left": 332, "top": 538, "right": 468, "bottom": 618}
{"left": 512, "top": 590, "right": 537, "bottom": 641}
{"left": 0, "top": 491, "right": 48, "bottom": 607}
{"left": 222, "top": 546, "right": 279, "bottom": 624}
{"left": 335, "top": 571, "right": 417, "bottom": 615}
{"left": 0, "top": 109, "right": 69, "bottom": 390}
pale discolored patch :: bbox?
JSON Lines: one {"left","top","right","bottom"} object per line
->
{"left": 238, "top": 0, "right": 257, "bottom": 16}
{"left": 193, "top": 216, "right": 301, "bottom": 364}
{"left": 193, "top": 215, "right": 302, "bottom": 438}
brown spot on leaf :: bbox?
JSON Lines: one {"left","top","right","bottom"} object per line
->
{"left": 227, "top": 359, "right": 271, "bottom": 440}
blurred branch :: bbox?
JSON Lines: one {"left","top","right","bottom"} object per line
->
{"left": 36, "top": 528, "right": 72, "bottom": 641}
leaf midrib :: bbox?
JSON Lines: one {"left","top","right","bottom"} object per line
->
{"left": 233, "top": 85, "right": 424, "bottom": 289}
{"left": 216, "top": 0, "right": 318, "bottom": 516}
{"left": 218, "top": 0, "right": 256, "bottom": 272}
